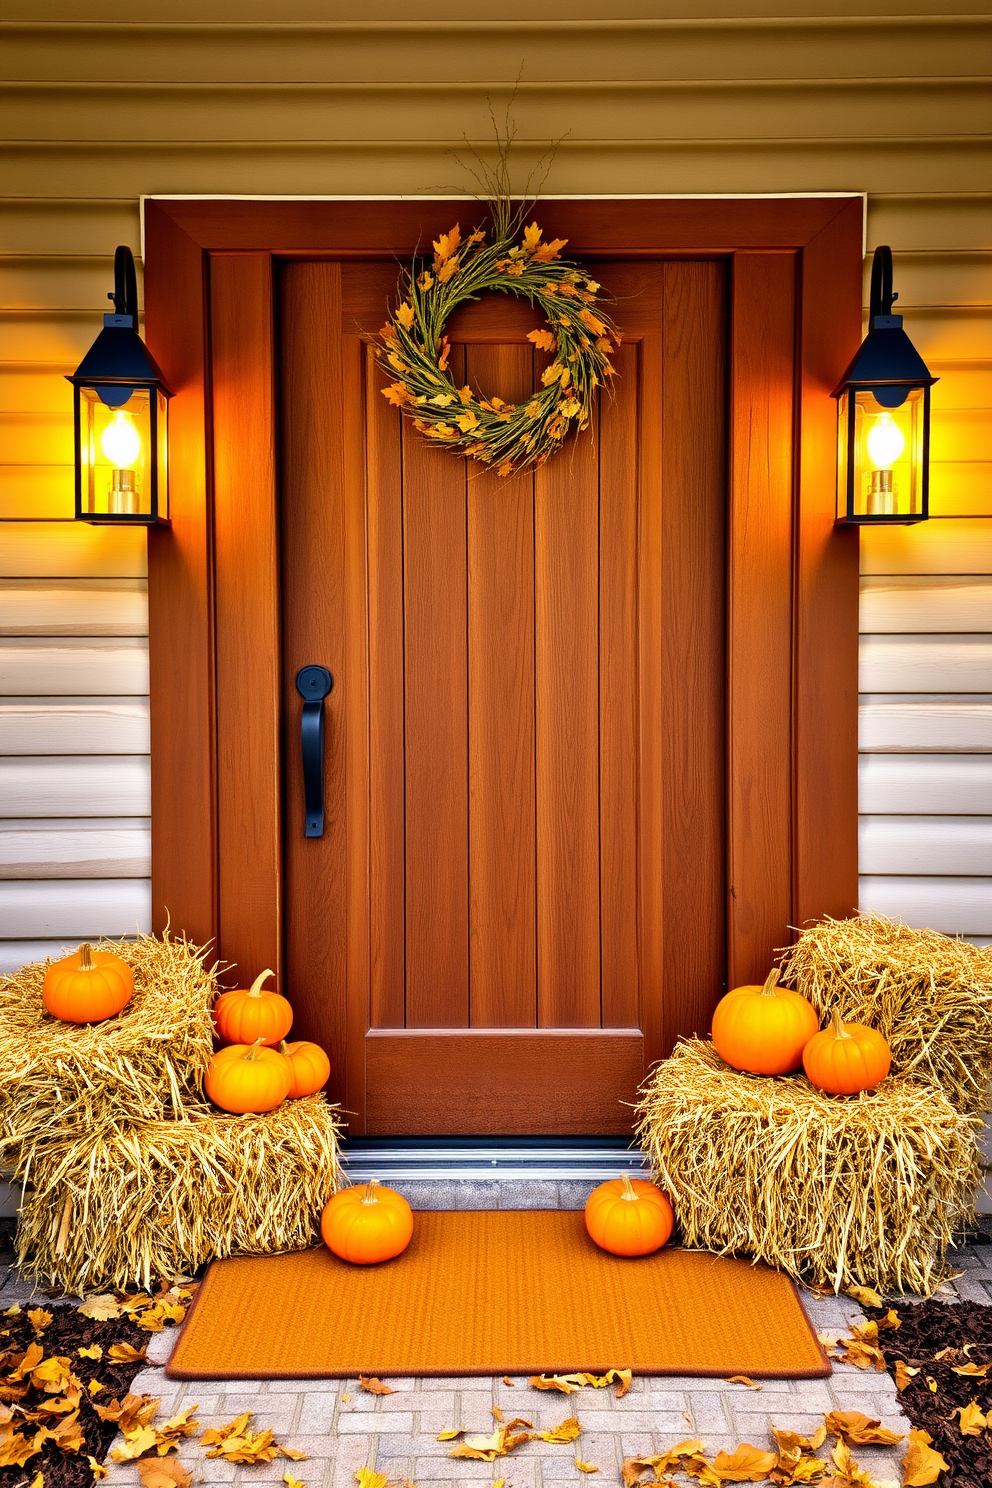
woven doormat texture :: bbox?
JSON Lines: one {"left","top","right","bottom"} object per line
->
{"left": 167, "top": 1211, "right": 829, "bottom": 1379}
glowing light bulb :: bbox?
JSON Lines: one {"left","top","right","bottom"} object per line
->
{"left": 100, "top": 411, "right": 141, "bottom": 468}
{"left": 866, "top": 413, "right": 905, "bottom": 470}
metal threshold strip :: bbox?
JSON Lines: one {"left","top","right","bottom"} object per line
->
{"left": 339, "top": 1137, "right": 649, "bottom": 1182}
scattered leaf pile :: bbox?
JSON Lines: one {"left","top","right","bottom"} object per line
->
{"left": 870, "top": 1298, "right": 992, "bottom": 1488}
{"left": 440, "top": 1414, "right": 581, "bottom": 1460}
{"left": 0, "top": 1287, "right": 189, "bottom": 1488}
{"left": 529, "top": 1369, "right": 632, "bottom": 1397}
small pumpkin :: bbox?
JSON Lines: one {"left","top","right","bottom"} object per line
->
{"left": 42, "top": 942, "right": 134, "bottom": 1024}
{"left": 711, "top": 967, "right": 820, "bottom": 1076}
{"left": 802, "top": 1009, "right": 892, "bottom": 1095}
{"left": 584, "top": 1174, "right": 674, "bottom": 1257}
{"left": 279, "top": 1040, "right": 331, "bottom": 1098}
{"left": 321, "top": 1179, "right": 413, "bottom": 1265}
{"left": 213, "top": 968, "right": 293, "bottom": 1047}
{"left": 204, "top": 1037, "right": 292, "bottom": 1113}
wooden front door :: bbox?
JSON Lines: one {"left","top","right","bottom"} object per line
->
{"left": 278, "top": 257, "right": 726, "bottom": 1134}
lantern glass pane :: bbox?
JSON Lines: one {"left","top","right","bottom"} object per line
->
{"left": 80, "top": 386, "right": 152, "bottom": 518}
{"left": 850, "top": 387, "right": 925, "bottom": 520}
{"left": 836, "top": 389, "right": 850, "bottom": 521}
{"left": 155, "top": 387, "right": 169, "bottom": 520}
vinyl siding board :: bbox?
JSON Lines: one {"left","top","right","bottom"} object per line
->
{"left": 858, "top": 695, "right": 992, "bottom": 753}
{"left": 0, "top": 757, "right": 150, "bottom": 817}
{"left": 858, "top": 815, "right": 991, "bottom": 875}
{"left": 0, "top": 698, "right": 150, "bottom": 756}
{"left": 858, "top": 755, "right": 992, "bottom": 815}
{"left": 0, "top": 878, "right": 151, "bottom": 939}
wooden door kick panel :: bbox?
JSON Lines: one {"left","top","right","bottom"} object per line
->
{"left": 365, "top": 1029, "right": 644, "bottom": 1135}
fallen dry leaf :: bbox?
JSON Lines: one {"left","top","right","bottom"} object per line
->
{"left": 932, "top": 1347, "right": 956, "bottom": 1363}
{"left": 3, "top": 1306, "right": 21, "bottom": 1317}
{"left": 492, "top": 1406, "right": 504, "bottom": 1422}
{"left": 502, "top": 1377, "right": 515, "bottom": 1386}
{"left": 537, "top": 1416, "right": 581, "bottom": 1445}
{"left": 340, "top": 1393, "right": 352, "bottom": 1403}
{"left": 79, "top": 1297, "right": 121, "bottom": 1322}
{"left": 27, "top": 1311, "right": 53, "bottom": 1335}
{"left": 77, "top": 1346, "right": 102, "bottom": 1361}
{"left": 95, "top": 1393, "right": 160, "bottom": 1434}
{"left": 437, "top": 1427, "right": 464, "bottom": 1441}
{"left": 952, "top": 1360, "right": 990, "bottom": 1377}
{"left": 893, "top": 1362, "right": 918, "bottom": 1393}
{"left": 450, "top": 1418, "right": 535, "bottom": 1461}
{"left": 279, "top": 1445, "right": 309, "bottom": 1461}
{"left": 152, "top": 1404, "right": 201, "bottom": 1454}
{"left": 88, "top": 1381, "right": 105, "bottom": 1397}
{"left": 28, "top": 1474, "right": 43, "bottom": 1488}
{"left": 772, "top": 1427, "right": 827, "bottom": 1454}
{"left": 844, "top": 1285, "right": 883, "bottom": 1309}
{"left": 359, "top": 1376, "right": 394, "bottom": 1395}
{"left": 138, "top": 1461, "right": 192, "bottom": 1488}
{"left": 87, "top": 1454, "right": 108, "bottom": 1478}
{"left": 622, "top": 1441, "right": 712, "bottom": 1487}
{"left": 52, "top": 1410, "right": 86, "bottom": 1453}
{"left": 901, "top": 1429, "right": 950, "bottom": 1486}
{"left": 0, "top": 1422, "right": 44, "bottom": 1468}
{"left": 924, "top": 1377, "right": 937, "bottom": 1394}
{"left": 530, "top": 1373, "right": 585, "bottom": 1394}
{"left": 575, "top": 1456, "right": 600, "bottom": 1473}
{"left": 107, "top": 1343, "right": 147, "bottom": 1364}
{"left": 725, "top": 1376, "right": 762, "bottom": 1390}
{"left": 770, "top": 1445, "right": 826, "bottom": 1484}
{"left": 824, "top": 1411, "right": 904, "bottom": 1447}
{"left": 283, "top": 1475, "right": 305, "bottom": 1488}
{"left": 355, "top": 1471, "right": 388, "bottom": 1488}
{"left": 953, "top": 1400, "right": 987, "bottom": 1436}
{"left": 824, "top": 1438, "right": 883, "bottom": 1488}
{"left": 32, "top": 1357, "right": 74, "bottom": 1395}
{"left": 110, "top": 1426, "right": 160, "bottom": 1463}
{"left": 712, "top": 1444, "right": 779, "bottom": 1481}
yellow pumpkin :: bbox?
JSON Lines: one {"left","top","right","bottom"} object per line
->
{"left": 802, "top": 1010, "right": 892, "bottom": 1095}
{"left": 42, "top": 943, "right": 134, "bottom": 1024}
{"left": 711, "top": 967, "right": 820, "bottom": 1076}
{"left": 279, "top": 1040, "right": 331, "bottom": 1098}
{"left": 584, "top": 1174, "right": 674, "bottom": 1257}
{"left": 204, "top": 1038, "right": 292, "bottom": 1113}
{"left": 213, "top": 968, "right": 293, "bottom": 1047}
{"left": 321, "top": 1180, "right": 413, "bottom": 1265}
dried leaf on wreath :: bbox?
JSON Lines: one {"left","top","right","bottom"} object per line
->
{"left": 537, "top": 1416, "right": 581, "bottom": 1444}
{"left": 359, "top": 1376, "right": 394, "bottom": 1395}
{"left": 953, "top": 1400, "right": 987, "bottom": 1435}
{"left": 80, "top": 1296, "right": 121, "bottom": 1322}
{"left": 772, "top": 1427, "right": 827, "bottom": 1454}
{"left": 107, "top": 1343, "right": 147, "bottom": 1363}
{"left": 77, "top": 1345, "right": 102, "bottom": 1361}
{"left": 395, "top": 303, "right": 415, "bottom": 331}
{"left": 575, "top": 1456, "right": 600, "bottom": 1472}
{"left": 893, "top": 1362, "right": 918, "bottom": 1392}
{"left": 526, "top": 329, "right": 556, "bottom": 352}
{"left": 824, "top": 1411, "right": 904, "bottom": 1446}
{"left": 138, "top": 1459, "right": 192, "bottom": 1488}
{"left": 900, "top": 1428, "right": 950, "bottom": 1486}
{"left": 725, "top": 1376, "right": 762, "bottom": 1390}
{"left": 711, "top": 1444, "right": 780, "bottom": 1481}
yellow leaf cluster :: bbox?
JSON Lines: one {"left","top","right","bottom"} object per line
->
{"left": 901, "top": 1429, "right": 950, "bottom": 1486}
{"left": 823, "top": 1411, "right": 904, "bottom": 1447}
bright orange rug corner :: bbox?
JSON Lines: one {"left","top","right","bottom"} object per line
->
{"left": 166, "top": 1209, "right": 830, "bottom": 1379}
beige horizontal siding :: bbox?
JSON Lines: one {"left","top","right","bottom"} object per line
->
{"left": 1, "top": 2, "right": 989, "bottom": 957}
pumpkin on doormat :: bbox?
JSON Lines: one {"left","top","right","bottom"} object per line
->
{"left": 204, "top": 1037, "right": 292, "bottom": 1113}
{"left": 584, "top": 1174, "right": 674, "bottom": 1257}
{"left": 803, "top": 1010, "right": 892, "bottom": 1095}
{"left": 321, "top": 1179, "right": 414, "bottom": 1264}
{"left": 711, "top": 967, "right": 820, "bottom": 1076}
{"left": 213, "top": 968, "right": 293, "bottom": 1046}
{"left": 280, "top": 1039, "right": 331, "bottom": 1098}
{"left": 42, "top": 942, "right": 134, "bottom": 1023}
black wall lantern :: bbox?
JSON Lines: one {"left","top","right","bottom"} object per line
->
{"left": 67, "top": 246, "right": 171, "bottom": 525}
{"left": 833, "top": 245, "right": 937, "bottom": 525}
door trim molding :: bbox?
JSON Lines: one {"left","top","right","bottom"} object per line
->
{"left": 144, "top": 195, "right": 861, "bottom": 1038}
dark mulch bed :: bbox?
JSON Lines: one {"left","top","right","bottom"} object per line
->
{"left": 1, "top": 1299, "right": 151, "bottom": 1488}
{"left": 870, "top": 1297, "right": 992, "bottom": 1488}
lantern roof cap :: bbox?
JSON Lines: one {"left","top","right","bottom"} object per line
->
{"left": 832, "top": 320, "right": 936, "bottom": 397}
{"left": 67, "top": 321, "right": 169, "bottom": 391}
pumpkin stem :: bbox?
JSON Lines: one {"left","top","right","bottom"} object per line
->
{"left": 760, "top": 967, "right": 780, "bottom": 996}
{"left": 248, "top": 969, "right": 275, "bottom": 998}
{"left": 362, "top": 1178, "right": 380, "bottom": 1206}
{"left": 620, "top": 1173, "right": 639, "bottom": 1202}
{"left": 279, "top": 1040, "right": 290, "bottom": 1055}
{"left": 244, "top": 1037, "right": 266, "bottom": 1062}
{"left": 78, "top": 943, "right": 94, "bottom": 971}
{"left": 830, "top": 1008, "right": 852, "bottom": 1040}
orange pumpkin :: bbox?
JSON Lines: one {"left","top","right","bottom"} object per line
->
{"left": 204, "top": 1038, "right": 292, "bottom": 1113}
{"left": 584, "top": 1174, "right": 674, "bottom": 1257}
{"left": 321, "top": 1179, "right": 414, "bottom": 1265}
{"left": 42, "top": 943, "right": 134, "bottom": 1024}
{"left": 279, "top": 1040, "right": 331, "bottom": 1098}
{"left": 213, "top": 968, "right": 293, "bottom": 1047}
{"left": 711, "top": 967, "right": 820, "bottom": 1076}
{"left": 802, "top": 1009, "right": 892, "bottom": 1095}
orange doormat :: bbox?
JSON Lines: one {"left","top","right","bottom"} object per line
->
{"left": 166, "top": 1210, "right": 830, "bottom": 1379}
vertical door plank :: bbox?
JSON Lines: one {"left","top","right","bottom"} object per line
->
{"left": 535, "top": 409, "right": 601, "bottom": 1028}
{"left": 599, "top": 342, "right": 641, "bottom": 1030}
{"left": 403, "top": 347, "right": 471, "bottom": 1029}
{"left": 795, "top": 202, "right": 862, "bottom": 926}
{"left": 659, "top": 260, "right": 728, "bottom": 1058}
{"left": 211, "top": 253, "right": 281, "bottom": 983}
{"left": 144, "top": 204, "right": 216, "bottom": 949}
{"left": 466, "top": 344, "right": 537, "bottom": 1029}
{"left": 366, "top": 347, "right": 406, "bottom": 1030}
{"left": 727, "top": 253, "right": 796, "bottom": 987}
{"left": 280, "top": 263, "right": 351, "bottom": 1111}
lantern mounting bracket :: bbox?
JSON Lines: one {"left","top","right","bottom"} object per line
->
{"left": 109, "top": 246, "right": 139, "bottom": 322}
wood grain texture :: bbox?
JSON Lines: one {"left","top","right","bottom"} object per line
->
{"left": 210, "top": 253, "right": 281, "bottom": 984}
{"left": 365, "top": 1029, "right": 643, "bottom": 1135}
{"left": 401, "top": 346, "right": 470, "bottom": 1030}
{"left": 658, "top": 260, "right": 727, "bottom": 1058}
{"left": 726, "top": 252, "right": 795, "bottom": 989}
{"left": 794, "top": 198, "right": 863, "bottom": 927}
{"left": 144, "top": 199, "right": 216, "bottom": 949}
{"left": 465, "top": 344, "right": 538, "bottom": 1030}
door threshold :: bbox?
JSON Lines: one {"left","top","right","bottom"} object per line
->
{"left": 339, "top": 1135, "right": 648, "bottom": 1183}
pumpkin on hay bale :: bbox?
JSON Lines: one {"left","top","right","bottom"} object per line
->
{"left": 15, "top": 1095, "right": 343, "bottom": 1295}
{"left": 779, "top": 913, "right": 992, "bottom": 1117}
{"left": 635, "top": 1038, "right": 981, "bottom": 1297}
{"left": 0, "top": 931, "right": 217, "bottom": 1166}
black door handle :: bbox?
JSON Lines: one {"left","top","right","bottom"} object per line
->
{"left": 295, "top": 665, "right": 333, "bottom": 838}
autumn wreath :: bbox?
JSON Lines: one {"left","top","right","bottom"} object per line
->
{"left": 376, "top": 212, "right": 620, "bottom": 477}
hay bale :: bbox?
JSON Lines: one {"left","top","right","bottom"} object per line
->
{"left": 635, "top": 1039, "right": 982, "bottom": 1296}
{"left": 0, "top": 933, "right": 217, "bottom": 1166}
{"left": 779, "top": 914, "right": 992, "bottom": 1116}
{"left": 15, "top": 1095, "right": 343, "bottom": 1294}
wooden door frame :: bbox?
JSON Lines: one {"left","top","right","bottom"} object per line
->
{"left": 144, "top": 196, "right": 862, "bottom": 1056}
